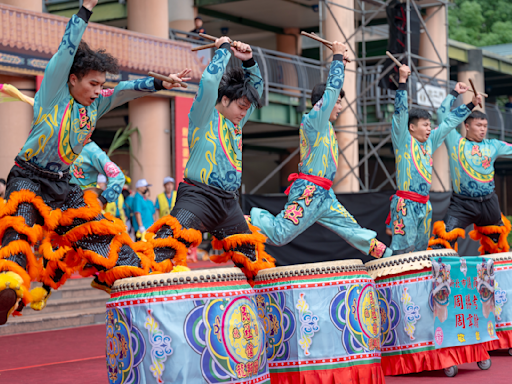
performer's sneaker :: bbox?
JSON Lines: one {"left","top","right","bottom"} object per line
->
{"left": 0, "top": 289, "right": 18, "bottom": 325}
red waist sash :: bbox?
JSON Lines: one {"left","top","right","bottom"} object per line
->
{"left": 284, "top": 173, "right": 333, "bottom": 196}
{"left": 385, "top": 190, "right": 430, "bottom": 225}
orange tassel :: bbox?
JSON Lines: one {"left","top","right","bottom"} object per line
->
{"left": 0, "top": 216, "right": 43, "bottom": 245}
{"left": 432, "top": 221, "right": 466, "bottom": 241}
{"left": 98, "top": 251, "right": 152, "bottom": 286}
{"left": 38, "top": 230, "right": 72, "bottom": 262}
{"left": 58, "top": 191, "right": 102, "bottom": 226}
{"left": 469, "top": 214, "right": 511, "bottom": 254}
{"left": 428, "top": 237, "right": 454, "bottom": 251}
{"left": 39, "top": 259, "right": 74, "bottom": 289}
{"left": 0, "top": 239, "right": 42, "bottom": 281}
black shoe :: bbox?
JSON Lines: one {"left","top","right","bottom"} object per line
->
{"left": 0, "top": 289, "right": 17, "bottom": 325}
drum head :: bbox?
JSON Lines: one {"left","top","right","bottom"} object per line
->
{"left": 482, "top": 252, "right": 512, "bottom": 261}
{"left": 255, "top": 259, "right": 365, "bottom": 283}
{"left": 365, "top": 249, "right": 458, "bottom": 279}
{"left": 111, "top": 267, "right": 246, "bottom": 293}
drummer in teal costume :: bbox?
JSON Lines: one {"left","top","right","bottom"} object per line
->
{"left": 250, "top": 42, "right": 391, "bottom": 260}
{"left": 70, "top": 140, "right": 125, "bottom": 205}
{"left": 429, "top": 87, "right": 512, "bottom": 254}
{"left": 148, "top": 36, "right": 275, "bottom": 284}
{"left": 388, "top": 65, "right": 480, "bottom": 255}
{"left": 0, "top": 0, "right": 191, "bottom": 324}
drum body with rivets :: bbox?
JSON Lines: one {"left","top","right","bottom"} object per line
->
{"left": 106, "top": 267, "right": 270, "bottom": 384}
{"left": 482, "top": 253, "right": 512, "bottom": 351}
{"left": 366, "top": 250, "right": 489, "bottom": 375}
{"left": 253, "top": 260, "right": 384, "bottom": 384}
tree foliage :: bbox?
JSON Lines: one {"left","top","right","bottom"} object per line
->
{"left": 448, "top": 0, "right": 512, "bottom": 46}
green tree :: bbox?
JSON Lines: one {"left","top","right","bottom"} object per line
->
{"left": 448, "top": 0, "right": 512, "bottom": 46}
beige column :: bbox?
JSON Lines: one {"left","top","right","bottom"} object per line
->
{"left": 0, "top": 1, "right": 40, "bottom": 179}
{"left": 276, "top": 28, "right": 302, "bottom": 56}
{"left": 0, "top": 0, "right": 41, "bottom": 11}
{"left": 324, "top": 0, "right": 359, "bottom": 192}
{"left": 418, "top": 7, "right": 450, "bottom": 192}
{"left": 127, "top": 0, "right": 171, "bottom": 190}
{"left": 168, "top": 0, "right": 195, "bottom": 32}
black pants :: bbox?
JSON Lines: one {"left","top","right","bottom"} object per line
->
{"left": 444, "top": 192, "right": 503, "bottom": 232}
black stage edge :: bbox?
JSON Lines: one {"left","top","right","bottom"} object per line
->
{"left": 242, "top": 192, "right": 480, "bottom": 266}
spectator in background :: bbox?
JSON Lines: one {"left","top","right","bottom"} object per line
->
{"left": 505, "top": 95, "right": 512, "bottom": 110}
{"left": 191, "top": 16, "right": 206, "bottom": 36}
{"left": 156, "top": 177, "right": 177, "bottom": 219}
{"left": 0, "top": 179, "right": 6, "bottom": 199}
{"left": 133, "top": 179, "right": 156, "bottom": 240}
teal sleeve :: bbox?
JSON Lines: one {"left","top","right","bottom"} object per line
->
{"left": 189, "top": 47, "right": 232, "bottom": 129}
{"left": 238, "top": 62, "right": 264, "bottom": 128}
{"left": 133, "top": 194, "right": 142, "bottom": 214}
{"left": 496, "top": 140, "right": 512, "bottom": 159}
{"left": 95, "top": 77, "right": 158, "bottom": 120}
{"left": 307, "top": 60, "right": 345, "bottom": 131}
{"left": 430, "top": 104, "right": 471, "bottom": 151}
{"left": 155, "top": 198, "right": 160, "bottom": 210}
{"left": 436, "top": 93, "right": 457, "bottom": 124}
{"left": 38, "top": 14, "right": 88, "bottom": 108}
{"left": 92, "top": 148, "right": 125, "bottom": 203}
{"left": 391, "top": 86, "right": 409, "bottom": 148}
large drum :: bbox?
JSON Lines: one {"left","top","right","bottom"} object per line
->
{"left": 253, "top": 260, "right": 384, "bottom": 384}
{"left": 106, "top": 267, "right": 270, "bottom": 384}
{"left": 366, "top": 250, "right": 490, "bottom": 376}
{"left": 483, "top": 252, "right": 512, "bottom": 353}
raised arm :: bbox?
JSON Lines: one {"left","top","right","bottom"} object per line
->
{"left": 391, "top": 65, "right": 411, "bottom": 147}
{"left": 430, "top": 92, "right": 480, "bottom": 150}
{"left": 307, "top": 42, "right": 347, "bottom": 130}
{"left": 89, "top": 142, "right": 125, "bottom": 204}
{"left": 238, "top": 60, "right": 263, "bottom": 128}
{"left": 189, "top": 37, "right": 232, "bottom": 128}
{"left": 496, "top": 140, "right": 512, "bottom": 160}
{"left": 437, "top": 83, "right": 468, "bottom": 149}
{"left": 37, "top": 7, "right": 92, "bottom": 108}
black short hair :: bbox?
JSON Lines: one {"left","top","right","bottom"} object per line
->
{"left": 465, "top": 111, "right": 487, "bottom": 125}
{"left": 0, "top": 179, "right": 5, "bottom": 186}
{"left": 311, "top": 83, "right": 345, "bottom": 107}
{"left": 69, "top": 41, "right": 119, "bottom": 80}
{"left": 195, "top": 16, "right": 202, "bottom": 21}
{"left": 408, "top": 108, "right": 431, "bottom": 126}
{"left": 217, "top": 67, "right": 262, "bottom": 108}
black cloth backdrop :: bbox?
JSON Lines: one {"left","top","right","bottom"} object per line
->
{"left": 242, "top": 192, "right": 480, "bottom": 267}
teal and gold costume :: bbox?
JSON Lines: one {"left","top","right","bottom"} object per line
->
{"left": 389, "top": 83, "right": 474, "bottom": 254}
{"left": 70, "top": 141, "right": 125, "bottom": 204}
{"left": 148, "top": 43, "right": 275, "bottom": 284}
{"left": 0, "top": 7, "right": 156, "bottom": 322}
{"left": 429, "top": 91, "right": 512, "bottom": 254}
{"left": 250, "top": 55, "right": 391, "bottom": 260}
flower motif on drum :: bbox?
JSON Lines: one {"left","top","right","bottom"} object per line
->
{"left": 401, "top": 287, "right": 421, "bottom": 340}
{"left": 144, "top": 309, "right": 173, "bottom": 384}
{"left": 296, "top": 293, "right": 320, "bottom": 355}
{"left": 255, "top": 292, "right": 296, "bottom": 362}
{"left": 106, "top": 308, "right": 146, "bottom": 384}
{"left": 184, "top": 297, "right": 267, "bottom": 384}
{"left": 377, "top": 287, "right": 400, "bottom": 347}
{"left": 432, "top": 258, "right": 452, "bottom": 323}
{"left": 330, "top": 284, "right": 385, "bottom": 354}
{"left": 494, "top": 280, "right": 507, "bottom": 321}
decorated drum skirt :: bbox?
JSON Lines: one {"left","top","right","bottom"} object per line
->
{"left": 483, "top": 253, "right": 512, "bottom": 351}
{"left": 106, "top": 267, "right": 270, "bottom": 384}
{"left": 366, "top": 250, "right": 490, "bottom": 376}
{"left": 253, "top": 260, "right": 384, "bottom": 384}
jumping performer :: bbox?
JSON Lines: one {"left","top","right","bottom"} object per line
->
{"left": 70, "top": 140, "right": 125, "bottom": 206}
{"left": 388, "top": 66, "right": 481, "bottom": 255}
{"left": 429, "top": 88, "right": 512, "bottom": 254}
{"left": 250, "top": 42, "right": 392, "bottom": 260}
{"left": 147, "top": 36, "right": 275, "bottom": 284}
{"left": 0, "top": 0, "right": 190, "bottom": 324}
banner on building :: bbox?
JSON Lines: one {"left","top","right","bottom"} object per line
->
{"left": 174, "top": 96, "right": 194, "bottom": 186}
{"left": 432, "top": 256, "right": 498, "bottom": 349}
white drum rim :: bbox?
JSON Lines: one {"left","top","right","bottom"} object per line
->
{"left": 365, "top": 249, "right": 458, "bottom": 279}
{"left": 479, "top": 252, "right": 512, "bottom": 261}
{"left": 111, "top": 267, "right": 247, "bottom": 293}
{"left": 254, "top": 259, "right": 366, "bottom": 282}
